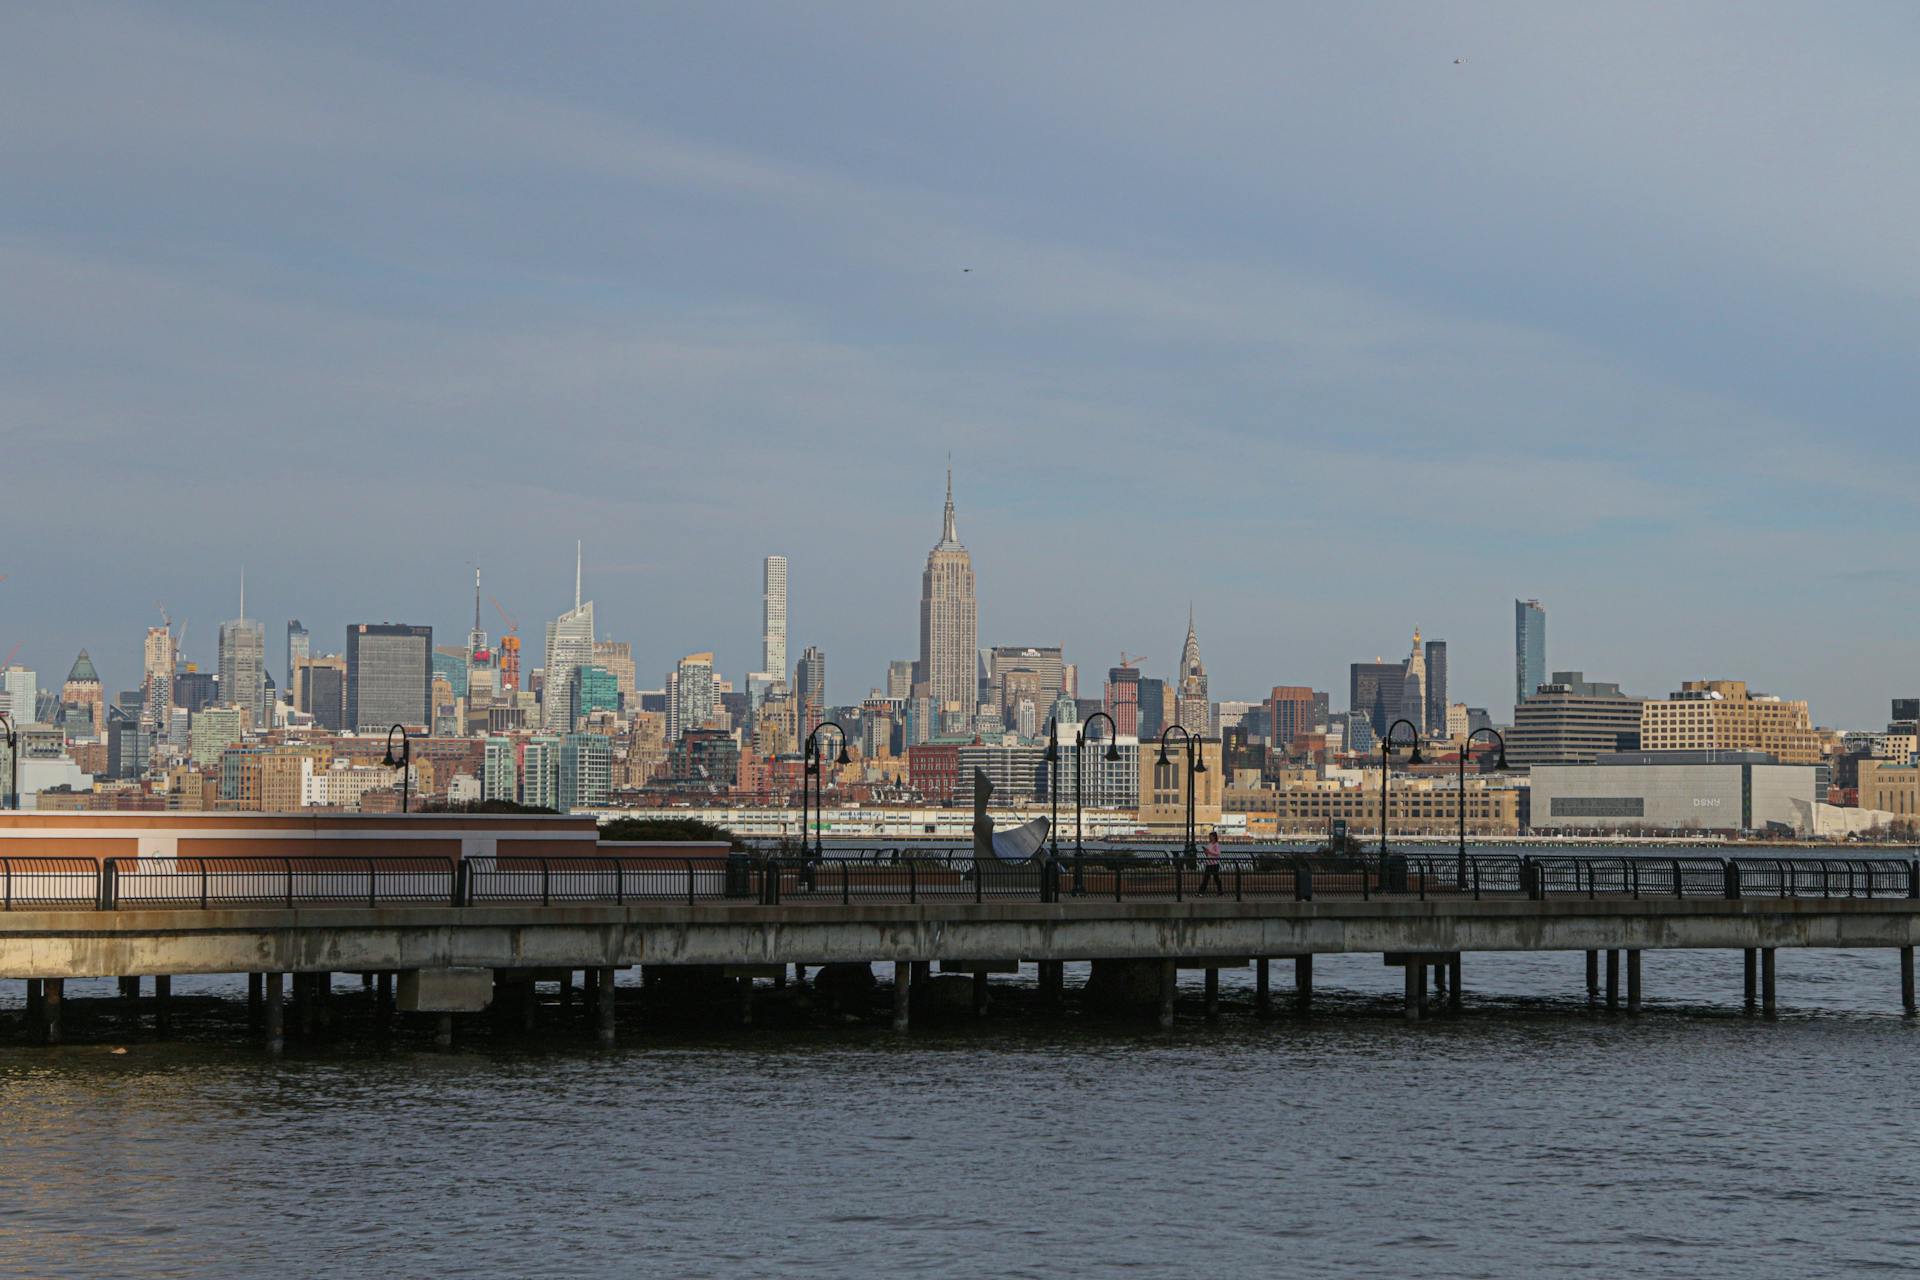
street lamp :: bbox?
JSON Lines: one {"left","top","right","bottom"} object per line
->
{"left": 0, "top": 712, "right": 16, "bottom": 811}
{"left": 803, "top": 720, "right": 850, "bottom": 858}
{"left": 1379, "top": 718, "right": 1424, "bottom": 857}
{"left": 1045, "top": 718, "right": 1060, "bottom": 859}
{"left": 382, "top": 724, "right": 412, "bottom": 815}
{"left": 1157, "top": 725, "right": 1208, "bottom": 862}
{"left": 1457, "top": 727, "right": 1508, "bottom": 882}
{"left": 1074, "top": 711, "right": 1121, "bottom": 895}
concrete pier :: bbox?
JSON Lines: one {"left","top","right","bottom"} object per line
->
{"left": 265, "top": 973, "right": 284, "bottom": 1053}
{"left": 1627, "top": 950, "right": 1642, "bottom": 1014}
{"left": 1762, "top": 947, "right": 1777, "bottom": 1017}
{"left": 1157, "top": 959, "right": 1175, "bottom": 1030}
{"left": 892, "top": 960, "right": 911, "bottom": 1032}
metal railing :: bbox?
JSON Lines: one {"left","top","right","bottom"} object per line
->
{"left": 3, "top": 851, "right": 1915, "bottom": 911}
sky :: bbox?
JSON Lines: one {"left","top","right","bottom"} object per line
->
{"left": 4, "top": 3, "right": 1919, "bottom": 725}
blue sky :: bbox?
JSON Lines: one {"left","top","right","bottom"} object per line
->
{"left": 4, "top": 3, "right": 1918, "bottom": 723}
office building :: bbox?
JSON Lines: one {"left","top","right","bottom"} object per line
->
{"left": 1424, "top": 637, "right": 1448, "bottom": 733}
{"left": 670, "top": 652, "right": 716, "bottom": 741}
{"left": 520, "top": 737, "right": 560, "bottom": 810}
{"left": 542, "top": 542, "right": 596, "bottom": 731}
{"left": 1105, "top": 664, "right": 1141, "bottom": 737}
{"left": 592, "top": 640, "right": 636, "bottom": 705}
{"left": 1176, "top": 610, "right": 1209, "bottom": 736}
{"left": 796, "top": 645, "right": 826, "bottom": 719}
{"left": 1268, "top": 686, "right": 1317, "bottom": 752}
{"left": 285, "top": 621, "right": 309, "bottom": 706}
{"left": 559, "top": 732, "right": 613, "bottom": 811}
{"left": 219, "top": 573, "right": 268, "bottom": 731}
{"left": 1507, "top": 672, "right": 1644, "bottom": 767}
{"left": 988, "top": 646, "right": 1066, "bottom": 717}
{"left": 763, "top": 555, "right": 789, "bottom": 679}
{"left": 915, "top": 466, "right": 978, "bottom": 720}
{"left": 346, "top": 623, "right": 432, "bottom": 732}
{"left": 570, "top": 664, "right": 620, "bottom": 726}
{"left": 1136, "top": 675, "right": 1166, "bottom": 740}
{"left": 1638, "top": 679, "right": 1821, "bottom": 765}
{"left": 0, "top": 666, "right": 37, "bottom": 729}
{"left": 299, "top": 657, "right": 347, "bottom": 731}
{"left": 1515, "top": 599, "right": 1547, "bottom": 706}
{"left": 1350, "top": 660, "right": 1404, "bottom": 737}
{"left": 175, "top": 670, "right": 217, "bottom": 714}
{"left": 190, "top": 706, "right": 243, "bottom": 766}
{"left": 482, "top": 737, "right": 517, "bottom": 804}
{"left": 1530, "top": 752, "right": 1817, "bottom": 835}
{"left": 61, "top": 650, "right": 105, "bottom": 741}
{"left": 887, "top": 660, "right": 915, "bottom": 701}
{"left": 142, "top": 626, "right": 176, "bottom": 733}
{"left": 1400, "top": 629, "right": 1428, "bottom": 735}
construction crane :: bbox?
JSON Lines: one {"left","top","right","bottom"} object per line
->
{"left": 1119, "top": 651, "right": 1148, "bottom": 670}
{"left": 490, "top": 597, "right": 522, "bottom": 690}
{"left": 1, "top": 642, "right": 18, "bottom": 669}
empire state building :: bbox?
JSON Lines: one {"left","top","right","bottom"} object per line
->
{"left": 915, "top": 466, "right": 978, "bottom": 721}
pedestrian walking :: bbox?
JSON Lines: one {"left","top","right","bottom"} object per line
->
{"left": 1198, "top": 829, "right": 1224, "bottom": 895}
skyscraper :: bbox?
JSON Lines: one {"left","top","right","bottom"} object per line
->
{"left": 142, "top": 625, "right": 176, "bottom": 733}
{"left": 1105, "top": 664, "right": 1141, "bottom": 737}
{"left": 763, "top": 555, "right": 789, "bottom": 679}
{"left": 285, "top": 620, "right": 309, "bottom": 706}
{"left": 670, "top": 652, "right": 716, "bottom": 741}
{"left": 542, "top": 542, "right": 596, "bottom": 731}
{"left": 1515, "top": 599, "right": 1547, "bottom": 706}
{"left": 795, "top": 645, "right": 826, "bottom": 719}
{"left": 915, "top": 466, "right": 978, "bottom": 720}
{"left": 346, "top": 623, "right": 432, "bottom": 732}
{"left": 1424, "top": 637, "right": 1448, "bottom": 734}
{"left": 219, "top": 573, "right": 268, "bottom": 731}
{"left": 61, "top": 650, "right": 105, "bottom": 741}
{"left": 1176, "top": 609, "right": 1209, "bottom": 736}
{"left": 1400, "top": 628, "right": 1427, "bottom": 735}
{"left": 1350, "top": 660, "right": 1404, "bottom": 736}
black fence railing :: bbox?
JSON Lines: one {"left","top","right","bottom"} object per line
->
{"left": 4, "top": 852, "right": 1916, "bottom": 911}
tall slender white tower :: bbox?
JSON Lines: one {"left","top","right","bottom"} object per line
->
{"left": 763, "top": 555, "right": 789, "bottom": 680}
{"left": 542, "top": 542, "right": 595, "bottom": 731}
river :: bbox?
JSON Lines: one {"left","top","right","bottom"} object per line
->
{"left": 1, "top": 944, "right": 1914, "bottom": 1278}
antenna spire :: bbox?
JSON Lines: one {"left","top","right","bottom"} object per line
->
{"left": 239, "top": 566, "right": 246, "bottom": 621}
{"left": 940, "top": 457, "right": 959, "bottom": 546}
{"left": 574, "top": 540, "right": 583, "bottom": 611}
{"left": 473, "top": 566, "right": 482, "bottom": 632}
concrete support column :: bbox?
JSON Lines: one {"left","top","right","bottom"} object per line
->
{"left": 559, "top": 971, "right": 573, "bottom": 1008}
{"left": 1404, "top": 961, "right": 1421, "bottom": 1022}
{"left": 264, "top": 973, "right": 284, "bottom": 1055}
{"left": 1157, "top": 959, "right": 1176, "bottom": 1030}
{"left": 1296, "top": 955, "right": 1314, "bottom": 1014}
{"left": 1605, "top": 950, "right": 1620, "bottom": 1010}
{"left": 1448, "top": 957, "right": 1463, "bottom": 1012}
{"left": 314, "top": 973, "right": 333, "bottom": 1034}
{"left": 296, "top": 974, "right": 315, "bottom": 1040}
{"left": 247, "top": 973, "right": 263, "bottom": 1028}
{"left": 1902, "top": 946, "right": 1915, "bottom": 1015}
{"left": 892, "top": 961, "right": 911, "bottom": 1032}
{"left": 1039, "top": 960, "right": 1063, "bottom": 1005}
{"left": 912, "top": 960, "right": 931, "bottom": 983}
{"left": 120, "top": 976, "right": 140, "bottom": 1000}
{"left": 1761, "top": 947, "right": 1777, "bottom": 1018}
{"left": 1433, "top": 963, "right": 1447, "bottom": 998}
{"left": 1203, "top": 968, "right": 1220, "bottom": 1022}
{"left": 376, "top": 972, "right": 394, "bottom": 1030}
{"left": 794, "top": 964, "right": 807, "bottom": 986}
{"left": 42, "top": 978, "right": 63, "bottom": 1045}
{"left": 972, "top": 970, "right": 989, "bottom": 1018}
{"left": 597, "top": 968, "right": 616, "bottom": 1046}
{"left": 737, "top": 976, "right": 754, "bottom": 1027}
{"left": 1626, "top": 950, "right": 1642, "bottom": 1014}
{"left": 521, "top": 980, "right": 538, "bottom": 1034}
{"left": 1586, "top": 950, "right": 1600, "bottom": 1003}
{"left": 1743, "top": 948, "right": 1757, "bottom": 1014}
{"left": 154, "top": 975, "right": 173, "bottom": 1037}
{"left": 435, "top": 1013, "right": 454, "bottom": 1049}
{"left": 1255, "top": 958, "right": 1271, "bottom": 1017}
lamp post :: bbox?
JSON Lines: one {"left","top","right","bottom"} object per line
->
{"left": 1045, "top": 718, "right": 1060, "bottom": 859}
{"left": 0, "top": 712, "right": 16, "bottom": 811}
{"left": 803, "top": 720, "right": 850, "bottom": 859}
{"left": 1379, "top": 718, "right": 1424, "bottom": 857}
{"left": 382, "top": 724, "right": 412, "bottom": 815}
{"left": 1457, "top": 727, "right": 1508, "bottom": 882}
{"left": 1157, "top": 725, "right": 1208, "bottom": 863}
{"left": 1074, "top": 711, "right": 1121, "bottom": 896}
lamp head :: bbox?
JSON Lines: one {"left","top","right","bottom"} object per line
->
{"left": 804, "top": 756, "right": 820, "bottom": 776}
{"left": 1103, "top": 742, "right": 1122, "bottom": 763}
{"left": 835, "top": 745, "right": 851, "bottom": 766}
{"left": 1193, "top": 755, "right": 1208, "bottom": 774}
{"left": 1495, "top": 748, "right": 1509, "bottom": 771}
{"left": 1408, "top": 743, "right": 1425, "bottom": 766}
{"left": 1156, "top": 748, "right": 1170, "bottom": 766}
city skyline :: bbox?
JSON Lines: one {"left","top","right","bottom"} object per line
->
{"left": 7, "top": 8, "right": 1920, "bottom": 728}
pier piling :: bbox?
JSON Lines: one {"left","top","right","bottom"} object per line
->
{"left": 1255, "top": 958, "right": 1270, "bottom": 1016}
{"left": 1449, "top": 956, "right": 1463, "bottom": 1011}
{"left": 434, "top": 1013, "right": 454, "bottom": 1049}
{"left": 1296, "top": 954, "right": 1313, "bottom": 1014}
{"left": 1203, "top": 967, "right": 1219, "bottom": 1021}
{"left": 1158, "top": 959, "right": 1176, "bottom": 1030}
{"left": 892, "top": 961, "right": 911, "bottom": 1032}
{"left": 1606, "top": 950, "right": 1620, "bottom": 1010}
{"left": 1762, "top": 947, "right": 1777, "bottom": 1018}
{"left": 264, "top": 973, "right": 284, "bottom": 1055}
{"left": 154, "top": 975, "right": 172, "bottom": 1037}
{"left": 1901, "top": 946, "right": 1915, "bottom": 1015}
{"left": 973, "top": 970, "right": 989, "bottom": 1018}
{"left": 247, "top": 973, "right": 263, "bottom": 1028}
{"left": 1586, "top": 950, "right": 1599, "bottom": 1004}
{"left": 1627, "top": 950, "right": 1642, "bottom": 1014}
{"left": 1744, "top": 949, "right": 1757, "bottom": 1014}
{"left": 597, "top": 968, "right": 616, "bottom": 1046}
{"left": 42, "top": 978, "right": 62, "bottom": 1044}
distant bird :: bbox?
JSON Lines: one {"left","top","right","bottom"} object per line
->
{"left": 962, "top": 268, "right": 972, "bottom": 273}
{"left": 1454, "top": 57, "right": 1468, "bottom": 64}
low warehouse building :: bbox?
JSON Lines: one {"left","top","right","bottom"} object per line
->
{"left": 1529, "top": 751, "right": 1817, "bottom": 836}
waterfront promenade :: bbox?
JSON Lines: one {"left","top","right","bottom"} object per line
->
{"left": 3, "top": 828, "right": 1917, "bottom": 1048}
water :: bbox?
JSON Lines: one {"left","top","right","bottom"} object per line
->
{"left": 3, "top": 950, "right": 1917, "bottom": 1278}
